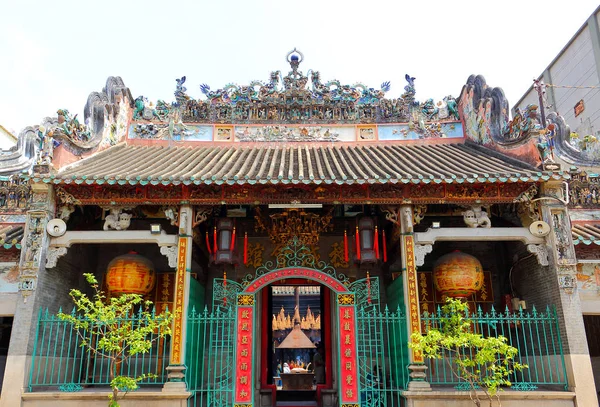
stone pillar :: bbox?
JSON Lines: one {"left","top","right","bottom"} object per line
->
{"left": 0, "top": 183, "right": 54, "bottom": 407}
{"left": 163, "top": 205, "right": 192, "bottom": 391}
{"left": 540, "top": 181, "right": 598, "bottom": 407}
{"left": 399, "top": 205, "right": 431, "bottom": 391}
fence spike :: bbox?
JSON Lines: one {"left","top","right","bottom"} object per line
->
{"left": 531, "top": 304, "right": 537, "bottom": 316}
{"left": 489, "top": 304, "right": 496, "bottom": 317}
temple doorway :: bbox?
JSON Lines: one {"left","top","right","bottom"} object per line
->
{"left": 265, "top": 283, "right": 331, "bottom": 406}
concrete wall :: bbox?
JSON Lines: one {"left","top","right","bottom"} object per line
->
{"left": 550, "top": 27, "right": 599, "bottom": 136}
{"left": 514, "top": 7, "right": 600, "bottom": 138}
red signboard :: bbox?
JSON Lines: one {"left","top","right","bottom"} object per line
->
{"left": 338, "top": 305, "right": 359, "bottom": 404}
{"left": 404, "top": 235, "right": 423, "bottom": 363}
{"left": 235, "top": 306, "right": 254, "bottom": 404}
{"left": 574, "top": 99, "right": 585, "bottom": 117}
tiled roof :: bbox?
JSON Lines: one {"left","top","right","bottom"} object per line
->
{"left": 42, "top": 142, "right": 564, "bottom": 186}
{"left": 0, "top": 224, "right": 23, "bottom": 249}
{"left": 572, "top": 223, "right": 600, "bottom": 246}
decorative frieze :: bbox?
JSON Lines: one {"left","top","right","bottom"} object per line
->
{"left": 46, "top": 183, "right": 535, "bottom": 206}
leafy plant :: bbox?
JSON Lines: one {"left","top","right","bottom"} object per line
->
{"left": 58, "top": 273, "right": 173, "bottom": 407}
{"left": 410, "top": 298, "right": 526, "bottom": 407}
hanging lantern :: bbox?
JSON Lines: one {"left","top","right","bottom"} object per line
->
{"left": 106, "top": 251, "right": 155, "bottom": 296}
{"left": 433, "top": 250, "right": 483, "bottom": 298}
{"left": 354, "top": 217, "right": 378, "bottom": 264}
{"left": 212, "top": 218, "right": 237, "bottom": 265}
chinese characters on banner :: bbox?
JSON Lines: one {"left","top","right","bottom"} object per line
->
{"left": 338, "top": 305, "right": 359, "bottom": 404}
{"left": 235, "top": 306, "right": 254, "bottom": 405}
{"left": 404, "top": 235, "right": 423, "bottom": 363}
{"left": 170, "top": 236, "right": 188, "bottom": 365}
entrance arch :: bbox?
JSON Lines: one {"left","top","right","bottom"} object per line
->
{"left": 232, "top": 238, "right": 361, "bottom": 407}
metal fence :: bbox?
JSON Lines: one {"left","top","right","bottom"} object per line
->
{"left": 186, "top": 306, "right": 236, "bottom": 407}
{"left": 28, "top": 308, "right": 170, "bottom": 392}
{"left": 356, "top": 306, "right": 409, "bottom": 406}
{"left": 421, "top": 305, "right": 568, "bottom": 391}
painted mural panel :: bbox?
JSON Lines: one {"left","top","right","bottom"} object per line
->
{"left": 234, "top": 126, "right": 355, "bottom": 142}
{"left": 0, "top": 261, "right": 19, "bottom": 293}
{"left": 378, "top": 122, "right": 463, "bottom": 141}
{"left": 128, "top": 123, "right": 213, "bottom": 141}
{"left": 577, "top": 262, "right": 600, "bottom": 293}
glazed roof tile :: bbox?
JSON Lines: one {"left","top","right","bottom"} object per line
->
{"left": 43, "top": 143, "right": 562, "bottom": 186}
{"left": 0, "top": 224, "right": 23, "bottom": 249}
{"left": 572, "top": 222, "right": 600, "bottom": 246}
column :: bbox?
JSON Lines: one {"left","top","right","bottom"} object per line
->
{"left": 0, "top": 183, "right": 54, "bottom": 407}
{"left": 399, "top": 205, "right": 431, "bottom": 391}
{"left": 163, "top": 205, "right": 193, "bottom": 391}
{"left": 541, "top": 181, "right": 598, "bottom": 406}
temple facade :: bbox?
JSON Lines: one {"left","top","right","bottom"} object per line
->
{"left": 0, "top": 50, "right": 597, "bottom": 407}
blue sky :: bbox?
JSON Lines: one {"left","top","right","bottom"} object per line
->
{"left": 1, "top": 0, "right": 598, "bottom": 135}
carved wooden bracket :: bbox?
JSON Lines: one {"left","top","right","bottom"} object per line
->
{"left": 527, "top": 244, "right": 549, "bottom": 266}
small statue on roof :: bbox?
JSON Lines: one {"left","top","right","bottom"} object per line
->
{"left": 537, "top": 123, "right": 556, "bottom": 164}
{"left": 56, "top": 109, "right": 91, "bottom": 142}
{"left": 174, "top": 76, "right": 191, "bottom": 105}
{"left": 444, "top": 95, "right": 460, "bottom": 121}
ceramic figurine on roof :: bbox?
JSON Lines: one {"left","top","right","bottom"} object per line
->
{"left": 502, "top": 104, "right": 540, "bottom": 140}
{"left": 55, "top": 109, "right": 91, "bottom": 142}
{"left": 174, "top": 76, "right": 190, "bottom": 105}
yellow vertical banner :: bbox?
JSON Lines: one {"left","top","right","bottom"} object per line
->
{"left": 404, "top": 235, "right": 423, "bottom": 363}
{"left": 170, "top": 236, "right": 188, "bottom": 365}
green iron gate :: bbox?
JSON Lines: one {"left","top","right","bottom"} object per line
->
{"left": 186, "top": 278, "right": 242, "bottom": 407}
{"left": 352, "top": 277, "right": 408, "bottom": 407}
{"left": 186, "top": 238, "right": 409, "bottom": 407}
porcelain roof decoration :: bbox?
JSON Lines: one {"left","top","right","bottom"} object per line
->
{"left": 130, "top": 48, "right": 458, "bottom": 128}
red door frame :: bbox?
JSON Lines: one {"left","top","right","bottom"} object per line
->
{"left": 260, "top": 279, "right": 333, "bottom": 402}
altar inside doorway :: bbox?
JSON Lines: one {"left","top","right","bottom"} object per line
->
{"left": 270, "top": 285, "right": 324, "bottom": 395}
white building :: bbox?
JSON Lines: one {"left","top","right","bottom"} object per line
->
{"left": 0, "top": 126, "right": 17, "bottom": 150}
{"left": 514, "top": 5, "right": 600, "bottom": 138}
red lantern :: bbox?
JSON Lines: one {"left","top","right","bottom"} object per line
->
{"left": 106, "top": 251, "right": 155, "bottom": 296}
{"left": 433, "top": 251, "right": 484, "bottom": 298}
